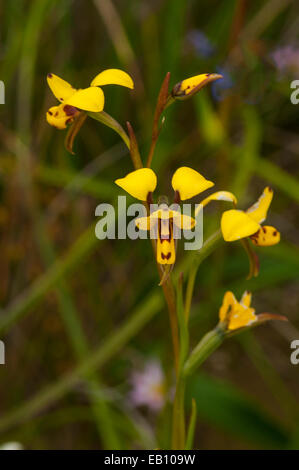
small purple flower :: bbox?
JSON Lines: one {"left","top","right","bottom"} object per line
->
{"left": 187, "top": 30, "right": 215, "bottom": 58}
{"left": 270, "top": 45, "right": 299, "bottom": 76}
{"left": 129, "top": 360, "right": 166, "bottom": 412}
{"left": 211, "top": 66, "right": 234, "bottom": 101}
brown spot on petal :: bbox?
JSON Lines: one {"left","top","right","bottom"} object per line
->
{"left": 273, "top": 230, "right": 277, "bottom": 236}
{"left": 161, "top": 253, "right": 171, "bottom": 260}
{"left": 171, "top": 81, "right": 183, "bottom": 97}
{"left": 48, "top": 111, "right": 53, "bottom": 116}
{"left": 47, "top": 73, "right": 53, "bottom": 78}
{"left": 262, "top": 227, "right": 267, "bottom": 233}
{"left": 63, "top": 105, "right": 78, "bottom": 116}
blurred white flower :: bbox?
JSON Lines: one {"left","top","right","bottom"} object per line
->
{"left": 129, "top": 360, "right": 166, "bottom": 412}
{"left": 0, "top": 442, "right": 23, "bottom": 450}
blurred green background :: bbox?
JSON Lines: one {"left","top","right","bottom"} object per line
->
{"left": 0, "top": 0, "right": 299, "bottom": 450}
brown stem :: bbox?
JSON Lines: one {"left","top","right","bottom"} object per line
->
{"left": 146, "top": 72, "right": 170, "bottom": 168}
{"left": 161, "top": 271, "right": 180, "bottom": 375}
{"left": 129, "top": 135, "right": 179, "bottom": 374}
{"left": 151, "top": 240, "right": 179, "bottom": 375}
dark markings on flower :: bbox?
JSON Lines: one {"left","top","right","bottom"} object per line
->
{"left": 63, "top": 105, "right": 78, "bottom": 116}
{"left": 48, "top": 110, "right": 53, "bottom": 115}
{"left": 161, "top": 252, "right": 171, "bottom": 260}
{"left": 273, "top": 230, "right": 277, "bottom": 236}
{"left": 174, "top": 190, "right": 181, "bottom": 204}
{"left": 159, "top": 219, "right": 172, "bottom": 242}
{"left": 250, "top": 231, "right": 259, "bottom": 241}
{"left": 171, "top": 81, "right": 182, "bottom": 97}
{"left": 47, "top": 73, "right": 53, "bottom": 78}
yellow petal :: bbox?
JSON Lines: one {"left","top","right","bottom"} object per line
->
{"left": 195, "top": 191, "right": 237, "bottom": 215}
{"left": 228, "top": 306, "right": 257, "bottom": 330}
{"left": 157, "top": 237, "right": 176, "bottom": 265}
{"left": 149, "top": 207, "right": 196, "bottom": 230}
{"left": 47, "top": 73, "right": 76, "bottom": 103}
{"left": 171, "top": 167, "right": 214, "bottom": 201}
{"left": 135, "top": 216, "right": 157, "bottom": 230}
{"left": 240, "top": 291, "right": 252, "bottom": 308}
{"left": 200, "top": 191, "right": 237, "bottom": 207}
{"left": 90, "top": 69, "right": 134, "bottom": 89}
{"left": 219, "top": 290, "right": 257, "bottom": 330}
{"left": 171, "top": 211, "right": 196, "bottom": 230}
{"left": 246, "top": 187, "right": 273, "bottom": 224}
{"left": 115, "top": 168, "right": 157, "bottom": 201}
{"left": 250, "top": 225, "right": 280, "bottom": 246}
{"left": 65, "top": 87, "right": 104, "bottom": 112}
{"left": 221, "top": 210, "right": 261, "bottom": 242}
{"left": 219, "top": 291, "right": 237, "bottom": 323}
{"left": 171, "top": 73, "right": 222, "bottom": 99}
{"left": 46, "top": 104, "right": 79, "bottom": 130}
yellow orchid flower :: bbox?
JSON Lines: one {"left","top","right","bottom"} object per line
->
{"left": 219, "top": 290, "right": 287, "bottom": 331}
{"left": 219, "top": 291, "right": 256, "bottom": 330}
{"left": 46, "top": 69, "right": 134, "bottom": 129}
{"left": 221, "top": 187, "right": 280, "bottom": 247}
{"left": 115, "top": 167, "right": 235, "bottom": 266}
{"left": 135, "top": 204, "right": 196, "bottom": 265}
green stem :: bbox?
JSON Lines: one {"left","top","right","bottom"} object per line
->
{"left": 183, "top": 327, "right": 225, "bottom": 377}
{"left": 172, "top": 374, "right": 186, "bottom": 449}
{"left": 172, "top": 326, "right": 225, "bottom": 449}
{"left": 160, "top": 270, "right": 180, "bottom": 375}
{"left": 185, "top": 399, "right": 197, "bottom": 450}
{"left": 176, "top": 275, "right": 189, "bottom": 372}
{"left": 184, "top": 265, "right": 197, "bottom": 322}
{"left": 171, "top": 231, "right": 224, "bottom": 449}
{"left": 88, "top": 111, "right": 130, "bottom": 149}
{"left": 183, "top": 230, "right": 223, "bottom": 320}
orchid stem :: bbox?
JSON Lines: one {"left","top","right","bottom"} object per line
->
{"left": 172, "top": 374, "right": 186, "bottom": 449}
{"left": 184, "top": 230, "right": 223, "bottom": 320}
{"left": 156, "top": 260, "right": 180, "bottom": 376}
{"left": 184, "top": 265, "right": 197, "bottom": 323}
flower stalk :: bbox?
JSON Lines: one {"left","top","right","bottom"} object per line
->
{"left": 183, "top": 327, "right": 225, "bottom": 377}
{"left": 44, "top": 67, "right": 286, "bottom": 452}
{"left": 88, "top": 111, "right": 131, "bottom": 149}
